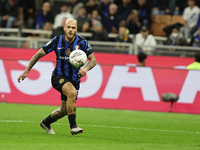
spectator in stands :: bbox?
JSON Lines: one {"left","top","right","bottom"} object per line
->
{"left": 174, "top": 0, "right": 188, "bottom": 15}
{"left": 102, "top": 3, "right": 122, "bottom": 33}
{"left": 164, "top": 26, "right": 188, "bottom": 56}
{"left": 115, "top": 26, "right": 132, "bottom": 53}
{"left": 53, "top": 3, "right": 74, "bottom": 30}
{"left": 51, "top": 18, "right": 66, "bottom": 38}
{"left": 126, "top": 9, "right": 141, "bottom": 34}
{"left": 98, "top": 0, "right": 111, "bottom": 18}
{"left": 90, "top": 20, "right": 109, "bottom": 41}
{"left": 76, "top": 6, "right": 91, "bottom": 32}
{"left": 164, "top": 26, "right": 188, "bottom": 46}
{"left": 90, "top": 10, "right": 102, "bottom": 24}
{"left": 68, "top": 0, "right": 84, "bottom": 19}
{"left": 82, "top": 21, "right": 91, "bottom": 32}
{"left": 190, "top": 11, "right": 200, "bottom": 37}
{"left": 40, "top": 21, "right": 53, "bottom": 38}
{"left": 186, "top": 52, "right": 200, "bottom": 70}
{"left": 137, "top": 52, "right": 147, "bottom": 66}
{"left": 85, "top": 0, "right": 99, "bottom": 18}
{"left": 180, "top": 0, "right": 199, "bottom": 38}
{"left": 117, "top": 0, "right": 134, "bottom": 20}
{"left": 0, "top": 0, "right": 19, "bottom": 35}
{"left": 35, "top": 1, "right": 54, "bottom": 30}
{"left": 18, "top": 0, "right": 36, "bottom": 29}
{"left": 35, "top": 0, "right": 44, "bottom": 15}
{"left": 189, "top": 27, "right": 200, "bottom": 47}
{"left": 134, "top": 0, "right": 151, "bottom": 28}
{"left": 152, "top": 0, "right": 172, "bottom": 15}
{"left": 134, "top": 26, "right": 157, "bottom": 55}
{"left": 23, "top": 21, "right": 53, "bottom": 48}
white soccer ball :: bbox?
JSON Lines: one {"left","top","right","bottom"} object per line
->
{"left": 69, "top": 50, "right": 87, "bottom": 68}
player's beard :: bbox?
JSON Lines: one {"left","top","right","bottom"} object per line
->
{"left": 65, "top": 31, "right": 76, "bottom": 41}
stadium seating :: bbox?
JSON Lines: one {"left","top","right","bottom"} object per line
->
{"left": 150, "top": 15, "right": 185, "bottom": 37}
{"left": 153, "top": 15, "right": 172, "bottom": 25}
{"left": 150, "top": 15, "right": 172, "bottom": 36}
{"left": 171, "top": 15, "right": 185, "bottom": 25}
{"left": 150, "top": 22, "right": 168, "bottom": 36}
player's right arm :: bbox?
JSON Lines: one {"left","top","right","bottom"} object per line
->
{"left": 17, "top": 48, "right": 47, "bottom": 83}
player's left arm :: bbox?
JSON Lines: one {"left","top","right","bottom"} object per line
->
{"left": 78, "top": 53, "right": 97, "bottom": 77}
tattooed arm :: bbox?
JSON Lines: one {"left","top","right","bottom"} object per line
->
{"left": 17, "top": 48, "right": 47, "bottom": 83}
{"left": 85, "top": 53, "right": 97, "bottom": 71}
{"left": 78, "top": 53, "right": 97, "bottom": 77}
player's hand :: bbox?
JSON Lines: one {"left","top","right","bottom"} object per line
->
{"left": 17, "top": 71, "right": 28, "bottom": 83}
{"left": 78, "top": 68, "right": 87, "bottom": 77}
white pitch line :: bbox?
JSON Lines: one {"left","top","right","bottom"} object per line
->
{"left": 0, "top": 120, "right": 24, "bottom": 122}
{"left": 0, "top": 120, "right": 34, "bottom": 123}
{"left": 80, "top": 125, "right": 199, "bottom": 134}
{"left": 0, "top": 120, "right": 199, "bottom": 134}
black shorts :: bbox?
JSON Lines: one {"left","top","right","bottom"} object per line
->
{"left": 51, "top": 75, "right": 79, "bottom": 102}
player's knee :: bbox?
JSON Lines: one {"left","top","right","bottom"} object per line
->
{"left": 67, "top": 90, "right": 77, "bottom": 101}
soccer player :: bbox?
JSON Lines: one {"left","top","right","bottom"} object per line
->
{"left": 137, "top": 52, "right": 147, "bottom": 66}
{"left": 186, "top": 52, "right": 200, "bottom": 70}
{"left": 17, "top": 18, "right": 97, "bottom": 135}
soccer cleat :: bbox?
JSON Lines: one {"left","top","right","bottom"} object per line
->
{"left": 70, "top": 126, "right": 83, "bottom": 135}
{"left": 40, "top": 120, "right": 55, "bottom": 134}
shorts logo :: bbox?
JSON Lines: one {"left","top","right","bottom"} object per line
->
{"left": 59, "top": 79, "right": 64, "bottom": 84}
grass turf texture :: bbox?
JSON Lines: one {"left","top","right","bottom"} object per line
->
{"left": 0, "top": 103, "right": 199, "bottom": 150}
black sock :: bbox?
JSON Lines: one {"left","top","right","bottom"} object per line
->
{"left": 42, "top": 114, "right": 57, "bottom": 127}
{"left": 68, "top": 114, "right": 77, "bottom": 129}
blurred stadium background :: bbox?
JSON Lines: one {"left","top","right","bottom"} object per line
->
{"left": 1, "top": 1, "right": 200, "bottom": 149}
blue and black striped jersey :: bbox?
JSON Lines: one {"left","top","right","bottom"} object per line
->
{"left": 42, "top": 34, "right": 93, "bottom": 87}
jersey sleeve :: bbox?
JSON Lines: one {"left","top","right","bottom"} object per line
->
{"left": 80, "top": 39, "right": 93, "bottom": 56}
{"left": 42, "top": 36, "right": 58, "bottom": 54}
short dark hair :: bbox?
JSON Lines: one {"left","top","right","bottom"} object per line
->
{"left": 137, "top": 52, "right": 147, "bottom": 63}
{"left": 173, "top": 25, "right": 180, "bottom": 30}
{"left": 195, "top": 52, "right": 200, "bottom": 62}
{"left": 61, "top": 2, "right": 69, "bottom": 7}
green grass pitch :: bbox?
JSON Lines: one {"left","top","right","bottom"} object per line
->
{"left": 0, "top": 103, "right": 200, "bottom": 150}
